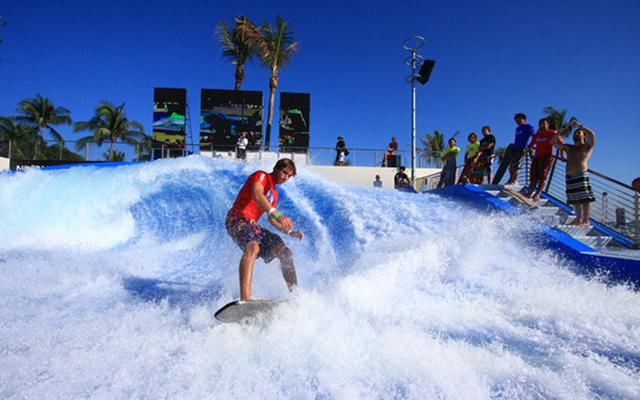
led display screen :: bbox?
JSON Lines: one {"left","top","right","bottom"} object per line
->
{"left": 200, "top": 89, "right": 263, "bottom": 151}
{"left": 279, "top": 92, "right": 310, "bottom": 152}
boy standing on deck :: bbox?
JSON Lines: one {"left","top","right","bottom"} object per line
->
{"left": 526, "top": 118, "right": 564, "bottom": 200}
{"left": 507, "top": 113, "right": 535, "bottom": 185}
{"left": 550, "top": 119, "right": 596, "bottom": 227}
{"left": 225, "top": 158, "right": 304, "bottom": 300}
{"left": 458, "top": 132, "right": 479, "bottom": 184}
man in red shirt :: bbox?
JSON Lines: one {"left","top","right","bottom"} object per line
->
{"left": 225, "top": 158, "right": 304, "bottom": 300}
{"left": 526, "top": 118, "right": 563, "bottom": 200}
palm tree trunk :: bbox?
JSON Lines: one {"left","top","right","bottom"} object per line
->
{"left": 234, "top": 64, "right": 245, "bottom": 91}
{"left": 264, "top": 73, "right": 278, "bottom": 150}
{"left": 33, "top": 126, "right": 45, "bottom": 160}
{"left": 109, "top": 141, "right": 115, "bottom": 161}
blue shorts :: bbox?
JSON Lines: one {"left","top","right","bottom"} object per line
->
{"left": 225, "top": 215, "right": 283, "bottom": 263}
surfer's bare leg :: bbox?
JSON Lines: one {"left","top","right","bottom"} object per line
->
{"left": 271, "top": 243, "right": 298, "bottom": 292}
{"left": 240, "top": 241, "right": 260, "bottom": 300}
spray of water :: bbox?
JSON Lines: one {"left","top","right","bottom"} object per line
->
{"left": 1, "top": 156, "right": 638, "bottom": 399}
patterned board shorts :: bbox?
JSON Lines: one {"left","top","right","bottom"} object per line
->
{"left": 566, "top": 171, "right": 596, "bottom": 204}
{"left": 530, "top": 154, "right": 553, "bottom": 183}
{"left": 225, "top": 215, "right": 283, "bottom": 263}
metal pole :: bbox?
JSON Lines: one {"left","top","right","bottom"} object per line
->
{"left": 403, "top": 37, "right": 425, "bottom": 185}
{"left": 411, "top": 66, "right": 416, "bottom": 183}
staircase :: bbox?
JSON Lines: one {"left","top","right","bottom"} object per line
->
{"left": 480, "top": 184, "right": 626, "bottom": 253}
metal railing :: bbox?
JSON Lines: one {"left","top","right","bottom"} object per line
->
{"left": 2, "top": 139, "right": 446, "bottom": 168}
{"left": 520, "top": 153, "right": 639, "bottom": 245}
{"left": 416, "top": 153, "right": 639, "bottom": 245}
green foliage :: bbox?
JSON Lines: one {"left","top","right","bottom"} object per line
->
{"left": 41, "top": 144, "right": 85, "bottom": 161}
{"left": 419, "top": 129, "right": 460, "bottom": 167}
{"left": 12, "top": 94, "right": 72, "bottom": 159}
{"left": 238, "top": 14, "right": 299, "bottom": 148}
{"left": 73, "top": 101, "right": 146, "bottom": 162}
{"left": 103, "top": 149, "right": 125, "bottom": 161}
{"left": 543, "top": 105, "right": 573, "bottom": 138}
{"left": 215, "top": 15, "right": 257, "bottom": 90}
{"left": 0, "top": 117, "right": 36, "bottom": 158}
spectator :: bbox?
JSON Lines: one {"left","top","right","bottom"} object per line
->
{"left": 551, "top": 119, "right": 596, "bottom": 227}
{"left": 394, "top": 166, "right": 412, "bottom": 189}
{"left": 526, "top": 118, "right": 563, "bottom": 200}
{"left": 469, "top": 126, "right": 496, "bottom": 184}
{"left": 373, "top": 175, "right": 383, "bottom": 188}
{"left": 335, "top": 136, "right": 347, "bottom": 166}
{"left": 507, "top": 113, "right": 535, "bottom": 185}
{"left": 457, "top": 132, "right": 479, "bottom": 184}
{"left": 236, "top": 133, "right": 248, "bottom": 160}
{"left": 633, "top": 178, "right": 640, "bottom": 193}
{"left": 382, "top": 137, "right": 398, "bottom": 167}
{"left": 438, "top": 138, "right": 460, "bottom": 188}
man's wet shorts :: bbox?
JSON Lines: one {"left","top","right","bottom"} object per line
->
{"left": 510, "top": 147, "right": 526, "bottom": 169}
{"left": 225, "top": 215, "right": 283, "bottom": 263}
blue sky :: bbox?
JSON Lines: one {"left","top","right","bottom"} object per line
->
{"left": 1, "top": 0, "right": 638, "bottom": 184}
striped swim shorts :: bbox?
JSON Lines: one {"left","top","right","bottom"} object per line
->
{"left": 566, "top": 171, "right": 596, "bottom": 204}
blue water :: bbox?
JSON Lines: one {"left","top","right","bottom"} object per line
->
{"left": 1, "top": 156, "right": 639, "bottom": 399}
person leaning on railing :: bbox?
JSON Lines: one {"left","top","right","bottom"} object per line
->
{"left": 551, "top": 119, "right": 596, "bottom": 227}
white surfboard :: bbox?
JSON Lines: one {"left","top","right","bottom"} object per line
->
{"left": 214, "top": 300, "right": 288, "bottom": 323}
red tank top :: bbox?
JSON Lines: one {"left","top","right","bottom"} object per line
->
{"left": 228, "top": 171, "right": 278, "bottom": 221}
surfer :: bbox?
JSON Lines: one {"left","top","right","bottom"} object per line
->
{"left": 551, "top": 119, "right": 596, "bottom": 227}
{"left": 225, "top": 158, "right": 304, "bottom": 301}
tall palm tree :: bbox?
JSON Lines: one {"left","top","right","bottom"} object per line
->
{"left": 12, "top": 94, "right": 72, "bottom": 159}
{"left": 419, "top": 129, "right": 460, "bottom": 167}
{"left": 543, "top": 105, "right": 573, "bottom": 138}
{"left": 243, "top": 14, "right": 299, "bottom": 150}
{"left": 73, "top": 102, "right": 145, "bottom": 161}
{"left": 215, "top": 15, "right": 257, "bottom": 91}
{"left": 0, "top": 117, "right": 36, "bottom": 158}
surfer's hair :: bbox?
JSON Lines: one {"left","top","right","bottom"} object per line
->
{"left": 274, "top": 158, "right": 297, "bottom": 176}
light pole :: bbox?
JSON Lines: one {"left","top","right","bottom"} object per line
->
{"left": 403, "top": 36, "right": 435, "bottom": 186}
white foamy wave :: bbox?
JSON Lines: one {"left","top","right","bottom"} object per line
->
{"left": 1, "top": 157, "right": 639, "bottom": 399}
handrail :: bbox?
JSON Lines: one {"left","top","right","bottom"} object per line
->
{"left": 522, "top": 151, "right": 639, "bottom": 245}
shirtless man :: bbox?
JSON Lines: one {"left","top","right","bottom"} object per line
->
{"left": 551, "top": 119, "right": 595, "bottom": 227}
{"left": 225, "top": 158, "right": 304, "bottom": 300}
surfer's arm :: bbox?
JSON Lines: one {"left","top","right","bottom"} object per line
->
{"left": 251, "top": 181, "right": 295, "bottom": 231}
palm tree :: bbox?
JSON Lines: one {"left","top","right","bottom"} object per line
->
{"left": 215, "top": 15, "right": 257, "bottom": 91}
{"left": 103, "top": 149, "right": 125, "bottom": 161}
{"left": 242, "top": 14, "right": 299, "bottom": 150}
{"left": 12, "top": 94, "right": 72, "bottom": 159}
{"left": 543, "top": 105, "right": 573, "bottom": 138}
{"left": 419, "top": 129, "right": 460, "bottom": 167}
{"left": 132, "top": 133, "right": 153, "bottom": 161}
{"left": 73, "top": 102, "right": 145, "bottom": 161}
{"left": 0, "top": 117, "right": 36, "bottom": 158}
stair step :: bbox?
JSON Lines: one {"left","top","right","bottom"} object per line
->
{"left": 573, "top": 236, "right": 613, "bottom": 247}
{"left": 554, "top": 225, "right": 597, "bottom": 237}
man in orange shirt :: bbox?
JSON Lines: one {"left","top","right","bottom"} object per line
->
{"left": 225, "top": 158, "right": 304, "bottom": 300}
{"left": 526, "top": 118, "right": 563, "bottom": 200}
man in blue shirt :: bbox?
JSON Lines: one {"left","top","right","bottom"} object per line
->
{"left": 507, "top": 113, "right": 535, "bottom": 185}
